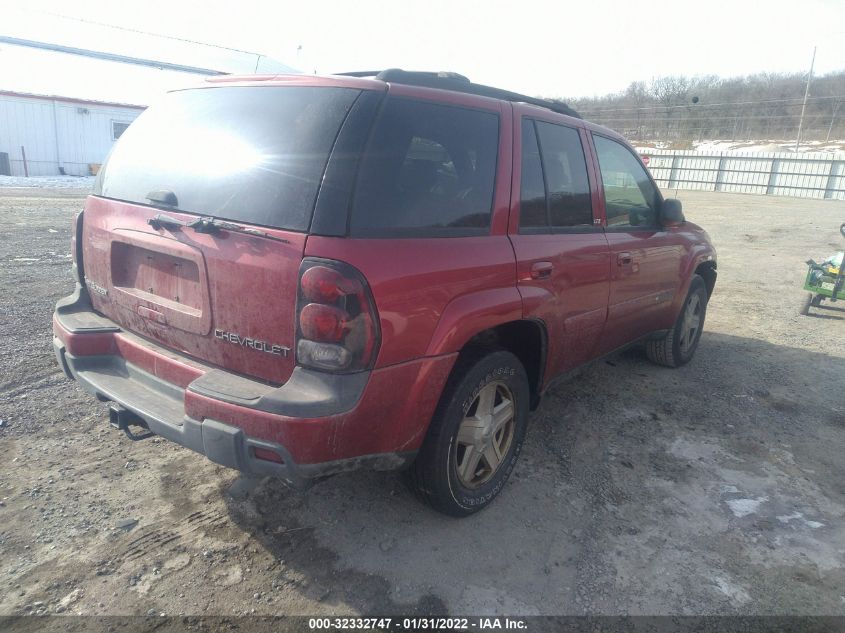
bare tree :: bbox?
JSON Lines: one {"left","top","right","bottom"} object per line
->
{"left": 650, "top": 76, "right": 690, "bottom": 138}
{"left": 559, "top": 70, "right": 845, "bottom": 144}
{"left": 625, "top": 81, "right": 649, "bottom": 137}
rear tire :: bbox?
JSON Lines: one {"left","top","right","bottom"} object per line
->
{"left": 646, "top": 275, "right": 708, "bottom": 368}
{"left": 799, "top": 292, "right": 813, "bottom": 316}
{"left": 408, "top": 349, "right": 530, "bottom": 517}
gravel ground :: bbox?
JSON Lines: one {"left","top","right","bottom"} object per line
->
{"left": 0, "top": 189, "right": 844, "bottom": 617}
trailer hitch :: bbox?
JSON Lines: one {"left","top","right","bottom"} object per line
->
{"left": 108, "top": 403, "right": 154, "bottom": 441}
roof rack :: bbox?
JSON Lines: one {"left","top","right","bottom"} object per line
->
{"left": 335, "top": 69, "right": 580, "bottom": 119}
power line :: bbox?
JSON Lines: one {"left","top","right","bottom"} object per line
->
{"left": 575, "top": 94, "right": 845, "bottom": 115}
{"left": 590, "top": 114, "right": 835, "bottom": 123}
{"left": 24, "top": 8, "right": 262, "bottom": 57}
{"left": 627, "top": 128, "right": 839, "bottom": 135}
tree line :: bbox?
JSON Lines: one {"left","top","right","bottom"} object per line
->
{"left": 555, "top": 70, "right": 845, "bottom": 143}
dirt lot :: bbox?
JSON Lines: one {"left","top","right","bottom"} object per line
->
{"left": 1, "top": 187, "right": 844, "bottom": 617}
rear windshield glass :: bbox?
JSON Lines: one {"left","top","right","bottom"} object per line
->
{"left": 97, "top": 86, "right": 361, "bottom": 231}
{"left": 350, "top": 97, "right": 499, "bottom": 237}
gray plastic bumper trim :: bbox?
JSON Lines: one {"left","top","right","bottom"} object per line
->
{"left": 53, "top": 338, "right": 415, "bottom": 485}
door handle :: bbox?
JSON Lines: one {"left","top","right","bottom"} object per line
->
{"left": 530, "top": 261, "right": 554, "bottom": 279}
{"left": 617, "top": 252, "right": 634, "bottom": 266}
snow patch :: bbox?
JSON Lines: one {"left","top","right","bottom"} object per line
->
{"left": 776, "top": 512, "right": 824, "bottom": 529}
{"left": 635, "top": 139, "right": 845, "bottom": 156}
{"left": 0, "top": 175, "right": 95, "bottom": 189}
{"left": 725, "top": 496, "right": 768, "bottom": 517}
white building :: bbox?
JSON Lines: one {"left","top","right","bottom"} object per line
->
{"left": 0, "top": 91, "right": 144, "bottom": 177}
{"left": 0, "top": 14, "right": 298, "bottom": 178}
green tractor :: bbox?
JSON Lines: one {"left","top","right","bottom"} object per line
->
{"left": 800, "top": 223, "right": 845, "bottom": 316}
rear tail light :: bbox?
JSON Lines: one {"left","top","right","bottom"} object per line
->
{"left": 296, "top": 258, "right": 380, "bottom": 373}
{"left": 299, "top": 303, "right": 348, "bottom": 342}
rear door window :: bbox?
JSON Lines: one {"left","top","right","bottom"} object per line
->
{"left": 537, "top": 122, "right": 593, "bottom": 228}
{"left": 350, "top": 97, "right": 499, "bottom": 237}
{"left": 96, "top": 86, "right": 361, "bottom": 231}
{"left": 519, "top": 120, "right": 548, "bottom": 229}
{"left": 519, "top": 118, "right": 594, "bottom": 231}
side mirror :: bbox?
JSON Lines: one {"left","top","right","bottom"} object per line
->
{"left": 660, "top": 198, "right": 685, "bottom": 227}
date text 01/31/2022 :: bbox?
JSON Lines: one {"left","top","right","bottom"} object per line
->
{"left": 308, "top": 617, "right": 528, "bottom": 630}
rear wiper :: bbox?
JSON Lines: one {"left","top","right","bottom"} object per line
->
{"left": 188, "top": 217, "right": 289, "bottom": 243}
{"left": 147, "top": 213, "right": 288, "bottom": 244}
{"left": 148, "top": 213, "right": 188, "bottom": 230}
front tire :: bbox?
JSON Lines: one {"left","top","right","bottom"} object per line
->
{"left": 408, "top": 350, "right": 530, "bottom": 517}
{"left": 646, "top": 275, "right": 708, "bottom": 368}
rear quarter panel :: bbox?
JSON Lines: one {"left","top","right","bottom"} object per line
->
{"left": 304, "top": 234, "right": 519, "bottom": 367}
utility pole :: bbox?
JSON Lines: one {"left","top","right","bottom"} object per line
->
{"left": 826, "top": 99, "right": 842, "bottom": 143}
{"left": 795, "top": 46, "right": 816, "bottom": 152}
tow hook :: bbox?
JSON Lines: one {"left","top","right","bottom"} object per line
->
{"left": 108, "top": 403, "right": 154, "bottom": 441}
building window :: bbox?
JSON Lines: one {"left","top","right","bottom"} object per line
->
{"left": 111, "top": 121, "right": 131, "bottom": 141}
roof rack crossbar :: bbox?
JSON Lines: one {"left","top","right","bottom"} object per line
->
{"left": 333, "top": 68, "right": 580, "bottom": 119}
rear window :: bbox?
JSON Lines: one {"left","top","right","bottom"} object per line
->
{"left": 350, "top": 97, "right": 499, "bottom": 237}
{"left": 96, "top": 86, "right": 361, "bottom": 231}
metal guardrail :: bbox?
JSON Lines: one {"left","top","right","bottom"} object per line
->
{"left": 639, "top": 149, "right": 845, "bottom": 200}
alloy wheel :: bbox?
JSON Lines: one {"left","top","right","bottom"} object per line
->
{"left": 679, "top": 292, "right": 702, "bottom": 355}
{"left": 454, "top": 381, "right": 515, "bottom": 488}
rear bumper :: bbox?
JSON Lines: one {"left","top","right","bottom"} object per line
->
{"left": 53, "top": 285, "right": 456, "bottom": 485}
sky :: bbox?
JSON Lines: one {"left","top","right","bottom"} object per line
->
{"left": 2, "top": 0, "right": 844, "bottom": 104}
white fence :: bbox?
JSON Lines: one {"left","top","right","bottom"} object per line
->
{"left": 640, "top": 150, "right": 845, "bottom": 200}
